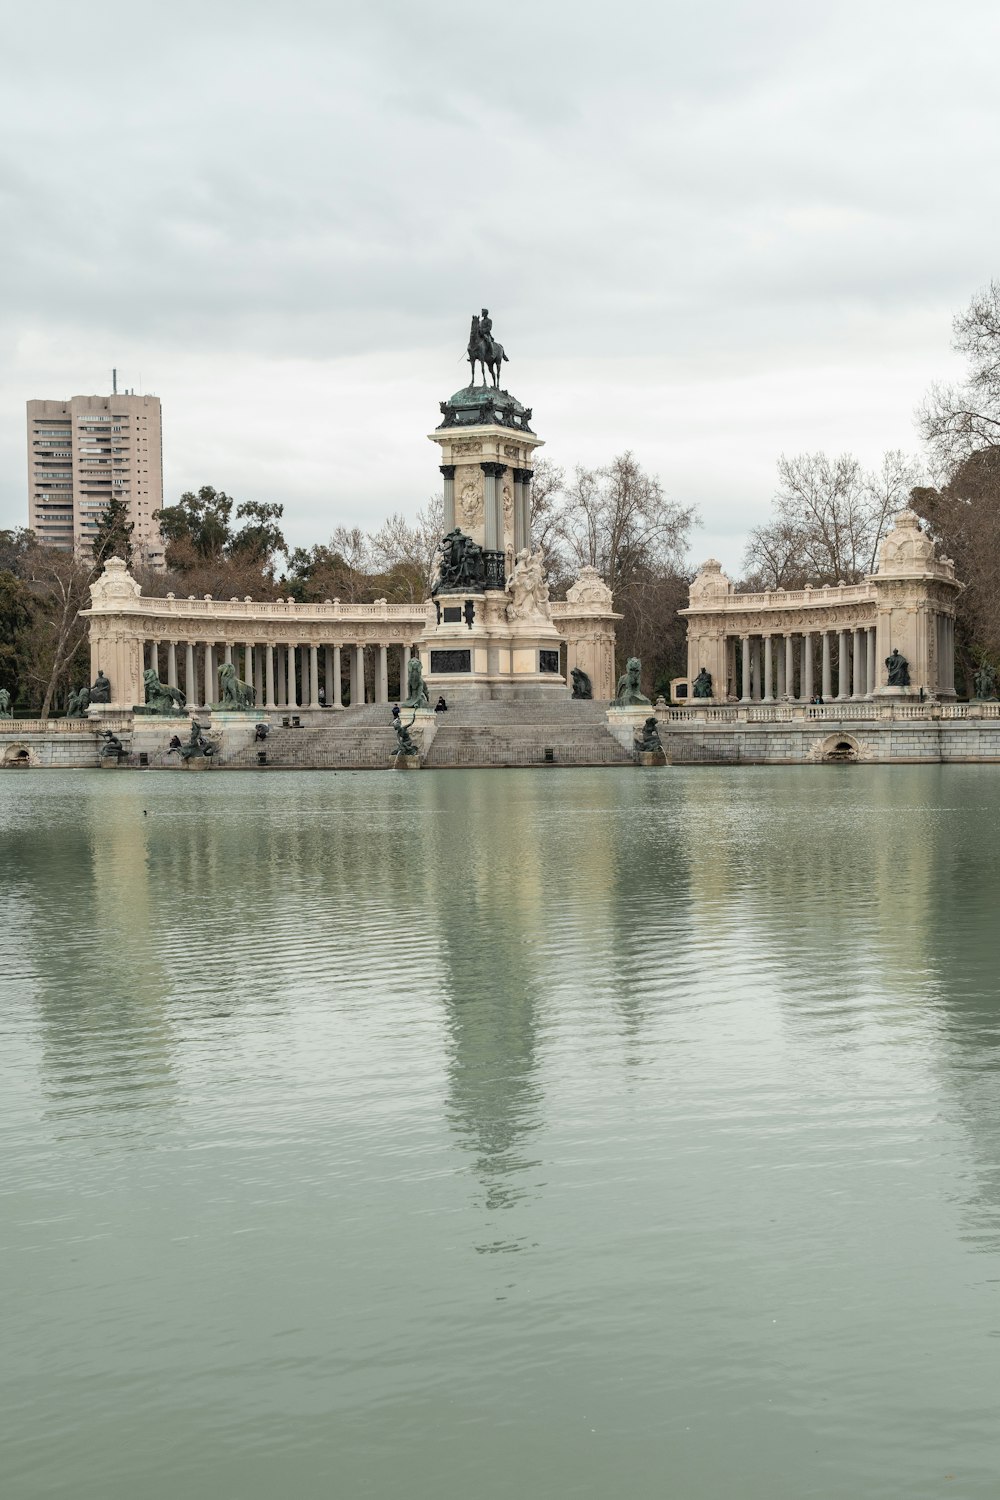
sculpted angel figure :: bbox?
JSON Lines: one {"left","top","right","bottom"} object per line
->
{"left": 506, "top": 547, "right": 551, "bottom": 621}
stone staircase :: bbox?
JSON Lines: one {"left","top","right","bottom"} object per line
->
{"left": 422, "top": 700, "right": 634, "bottom": 769}
{"left": 224, "top": 700, "right": 635, "bottom": 769}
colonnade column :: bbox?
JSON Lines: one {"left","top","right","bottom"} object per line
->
{"left": 224, "top": 644, "right": 233, "bottom": 668}
{"left": 203, "top": 643, "right": 213, "bottom": 709}
{"left": 740, "top": 636, "right": 752, "bottom": 702}
{"left": 867, "top": 627, "right": 876, "bottom": 697}
{"left": 185, "top": 643, "right": 195, "bottom": 705}
{"left": 244, "top": 643, "right": 253, "bottom": 686}
{"left": 763, "top": 636, "right": 773, "bottom": 702}
{"left": 354, "top": 646, "right": 366, "bottom": 705}
{"left": 265, "top": 645, "right": 275, "bottom": 709}
{"left": 333, "top": 646, "right": 342, "bottom": 708}
{"left": 310, "top": 645, "right": 320, "bottom": 709}
{"left": 440, "top": 464, "right": 456, "bottom": 532}
{"left": 377, "top": 645, "right": 388, "bottom": 704}
{"left": 776, "top": 638, "right": 786, "bottom": 698}
{"left": 167, "top": 642, "right": 177, "bottom": 689}
{"left": 286, "top": 645, "right": 298, "bottom": 709}
{"left": 822, "top": 633, "right": 832, "bottom": 699}
{"left": 802, "top": 634, "right": 814, "bottom": 701}
{"left": 399, "top": 645, "right": 409, "bottom": 701}
{"left": 836, "top": 630, "right": 848, "bottom": 699}
{"left": 784, "top": 635, "right": 794, "bottom": 700}
{"left": 852, "top": 627, "right": 865, "bottom": 698}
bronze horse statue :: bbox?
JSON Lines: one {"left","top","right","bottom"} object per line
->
{"left": 466, "top": 308, "right": 508, "bottom": 388}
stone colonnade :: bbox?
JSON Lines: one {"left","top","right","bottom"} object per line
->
{"left": 142, "top": 638, "right": 419, "bottom": 711}
{"left": 681, "top": 514, "right": 962, "bottom": 703}
{"left": 732, "top": 626, "right": 880, "bottom": 702}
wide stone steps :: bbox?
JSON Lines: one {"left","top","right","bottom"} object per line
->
{"left": 423, "top": 725, "right": 633, "bottom": 768}
{"left": 225, "top": 700, "right": 632, "bottom": 769}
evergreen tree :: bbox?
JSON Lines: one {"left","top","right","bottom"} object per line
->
{"left": 92, "top": 496, "right": 135, "bottom": 568}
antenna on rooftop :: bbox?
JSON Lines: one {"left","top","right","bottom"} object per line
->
{"left": 112, "top": 368, "right": 117, "bottom": 395}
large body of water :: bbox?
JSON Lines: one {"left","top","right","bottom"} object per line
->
{"left": 3, "top": 766, "right": 1000, "bottom": 1498}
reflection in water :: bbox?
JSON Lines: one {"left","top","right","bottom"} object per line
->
{"left": 427, "top": 774, "right": 546, "bottom": 1237}
{"left": 7, "top": 767, "right": 1000, "bottom": 1500}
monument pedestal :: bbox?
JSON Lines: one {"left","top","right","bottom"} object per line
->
{"left": 419, "top": 592, "right": 568, "bottom": 703}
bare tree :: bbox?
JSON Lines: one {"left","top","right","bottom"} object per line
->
{"left": 553, "top": 452, "right": 695, "bottom": 591}
{"left": 742, "top": 450, "right": 923, "bottom": 588}
{"left": 544, "top": 451, "right": 697, "bottom": 691}
{"left": 920, "top": 281, "right": 1000, "bottom": 470}
{"left": 21, "top": 546, "right": 94, "bottom": 719}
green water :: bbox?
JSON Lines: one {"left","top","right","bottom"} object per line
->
{"left": 3, "top": 766, "right": 1000, "bottom": 1499}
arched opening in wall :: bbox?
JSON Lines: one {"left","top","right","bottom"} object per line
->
{"left": 3, "top": 745, "right": 31, "bottom": 768}
{"left": 822, "top": 735, "right": 859, "bottom": 764}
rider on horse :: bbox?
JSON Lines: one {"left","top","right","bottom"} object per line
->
{"left": 467, "top": 308, "right": 508, "bottom": 389}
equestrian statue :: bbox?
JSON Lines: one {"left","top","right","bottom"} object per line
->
{"left": 466, "top": 308, "right": 508, "bottom": 389}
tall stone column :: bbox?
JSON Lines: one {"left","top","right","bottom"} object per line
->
{"left": 203, "top": 643, "right": 213, "bottom": 709}
{"left": 377, "top": 644, "right": 388, "bottom": 703}
{"left": 224, "top": 644, "right": 233, "bottom": 668}
{"left": 440, "top": 465, "right": 456, "bottom": 532}
{"left": 354, "top": 645, "right": 366, "bottom": 705}
{"left": 763, "top": 636, "right": 773, "bottom": 702}
{"left": 837, "top": 630, "right": 849, "bottom": 699}
{"left": 481, "top": 463, "right": 506, "bottom": 588}
{"left": 185, "top": 642, "right": 196, "bottom": 705}
{"left": 775, "top": 638, "right": 785, "bottom": 698}
{"left": 265, "top": 645, "right": 275, "bottom": 709}
{"left": 822, "top": 632, "right": 832, "bottom": 700}
{"left": 167, "top": 642, "right": 177, "bottom": 688}
{"left": 866, "top": 627, "right": 876, "bottom": 697}
{"left": 287, "top": 645, "right": 298, "bottom": 709}
{"left": 244, "top": 643, "right": 253, "bottom": 685}
{"left": 740, "top": 636, "right": 752, "bottom": 702}
{"left": 803, "top": 634, "right": 814, "bottom": 701}
{"left": 853, "top": 627, "right": 865, "bottom": 698}
{"left": 310, "top": 644, "right": 320, "bottom": 708}
{"left": 399, "top": 644, "right": 409, "bottom": 701}
{"left": 333, "top": 646, "right": 342, "bottom": 708}
{"left": 784, "top": 634, "right": 794, "bottom": 700}
{"left": 750, "top": 637, "right": 760, "bottom": 700}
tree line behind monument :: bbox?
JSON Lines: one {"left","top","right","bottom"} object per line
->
{"left": 3, "top": 281, "right": 1000, "bottom": 715}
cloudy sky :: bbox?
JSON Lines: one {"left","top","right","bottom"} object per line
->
{"left": 2, "top": 0, "right": 996, "bottom": 572}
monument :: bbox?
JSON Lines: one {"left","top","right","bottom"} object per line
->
{"left": 420, "top": 311, "right": 566, "bottom": 702}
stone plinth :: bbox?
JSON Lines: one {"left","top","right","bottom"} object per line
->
{"left": 419, "top": 593, "right": 568, "bottom": 703}
{"left": 636, "top": 749, "right": 666, "bottom": 767}
{"left": 606, "top": 705, "right": 656, "bottom": 751}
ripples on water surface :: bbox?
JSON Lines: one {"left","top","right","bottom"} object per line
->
{"left": 3, "top": 766, "right": 1000, "bottom": 1498}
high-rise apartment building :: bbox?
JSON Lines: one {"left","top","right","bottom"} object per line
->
{"left": 26, "top": 391, "right": 166, "bottom": 568}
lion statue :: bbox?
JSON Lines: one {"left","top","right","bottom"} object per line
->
{"left": 0, "top": 688, "right": 12, "bottom": 718}
{"left": 217, "top": 661, "right": 255, "bottom": 710}
{"left": 570, "top": 667, "right": 593, "bottom": 700}
{"left": 614, "top": 657, "right": 651, "bottom": 707}
{"left": 143, "top": 668, "right": 187, "bottom": 715}
{"left": 401, "top": 656, "right": 429, "bottom": 709}
{"left": 66, "top": 686, "right": 91, "bottom": 717}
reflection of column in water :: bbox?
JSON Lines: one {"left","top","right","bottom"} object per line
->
{"left": 425, "top": 774, "right": 550, "bottom": 1220}
{"left": 28, "top": 781, "right": 175, "bottom": 1109}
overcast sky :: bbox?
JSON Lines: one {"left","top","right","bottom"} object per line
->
{"left": 1, "top": 0, "right": 996, "bottom": 573}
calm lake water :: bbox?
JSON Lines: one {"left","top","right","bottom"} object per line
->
{"left": 3, "top": 765, "right": 1000, "bottom": 1499}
